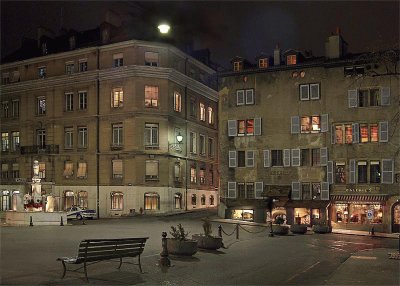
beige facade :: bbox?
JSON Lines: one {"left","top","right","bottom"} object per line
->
{"left": 1, "top": 40, "right": 219, "bottom": 217}
{"left": 218, "top": 34, "right": 399, "bottom": 232}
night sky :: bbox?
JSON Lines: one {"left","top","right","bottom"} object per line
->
{"left": 1, "top": 1, "right": 399, "bottom": 68}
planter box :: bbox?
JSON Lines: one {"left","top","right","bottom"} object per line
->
{"left": 192, "top": 234, "right": 223, "bottom": 250}
{"left": 272, "top": 225, "right": 289, "bottom": 235}
{"left": 290, "top": 224, "right": 308, "bottom": 234}
{"left": 312, "top": 225, "right": 332, "bottom": 234}
{"left": 167, "top": 238, "right": 198, "bottom": 256}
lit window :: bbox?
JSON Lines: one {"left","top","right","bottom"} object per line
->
{"left": 200, "top": 103, "right": 206, "bottom": 121}
{"left": 345, "top": 124, "right": 353, "bottom": 144}
{"left": 335, "top": 125, "right": 344, "bottom": 144}
{"left": 301, "top": 116, "right": 320, "bottom": 133}
{"left": 360, "top": 124, "right": 369, "bottom": 143}
{"left": 287, "top": 55, "right": 297, "bottom": 65}
{"left": 64, "top": 127, "right": 73, "bottom": 149}
{"left": 335, "top": 162, "right": 346, "bottom": 184}
{"left": 111, "top": 88, "right": 123, "bottom": 108}
{"left": 77, "top": 162, "right": 87, "bottom": 179}
{"left": 233, "top": 61, "right": 242, "bottom": 71}
{"left": 145, "top": 160, "right": 159, "bottom": 180}
{"left": 145, "top": 85, "right": 159, "bottom": 108}
{"left": 190, "top": 166, "right": 197, "bottom": 184}
{"left": 38, "top": 162, "right": 46, "bottom": 179}
{"left": 271, "top": 150, "right": 283, "bottom": 167}
{"left": 63, "top": 161, "right": 74, "bottom": 178}
{"left": 112, "top": 159, "right": 123, "bottom": 179}
{"left": 78, "top": 191, "right": 88, "bottom": 208}
{"left": 144, "top": 193, "right": 160, "bottom": 210}
{"left": 246, "top": 119, "right": 254, "bottom": 135}
{"left": 370, "top": 124, "right": 378, "bottom": 142}
{"left": 37, "top": 97, "right": 46, "bottom": 115}
{"left": 199, "top": 168, "right": 205, "bottom": 185}
{"left": 311, "top": 116, "right": 320, "bottom": 133}
{"left": 145, "top": 52, "right": 159, "bottom": 67}
{"left": 259, "top": 58, "right": 268, "bottom": 68}
{"left": 301, "top": 116, "right": 311, "bottom": 133}
{"left": 144, "top": 123, "right": 159, "bottom": 147}
{"left": 111, "top": 192, "right": 123, "bottom": 210}
{"left": 238, "top": 120, "right": 246, "bottom": 136}
{"left": 207, "top": 107, "right": 214, "bottom": 124}
{"left": 64, "top": 191, "right": 75, "bottom": 209}
{"left": 78, "top": 91, "right": 87, "bottom": 110}
{"left": 237, "top": 119, "right": 255, "bottom": 136}
{"left": 1, "top": 132, "right": 9, "bottom": 151}
{"left": 113, "top": 53, "right": 123, "bottom": 67}
{"left": 174, "top": 92, "right": 181, "bottom": 112}
{"left": 78, "top": 127, "right": 87, "bottom": 148}
{"left": 65, "top": 92, "right": 73, "bottom": 112}
{"left": 357, "top": 161, "right": 368, "bottom": 183}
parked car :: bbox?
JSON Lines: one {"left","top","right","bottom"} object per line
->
{"left": 66, "top": 206, "right": 97, "bottom": 220}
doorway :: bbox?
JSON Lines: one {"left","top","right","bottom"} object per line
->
{"left": 392, "top": 202, "right": 400, "bottom": 233}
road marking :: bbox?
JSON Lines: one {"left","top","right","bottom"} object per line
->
{"left": 350, "top": 256, "right": 377, "bottom": 260}
{"left": 333, "top": 241, "right": 373, "bottom": 246}
{"left": 286, "top": 261, "right": 321, "bottom": 282}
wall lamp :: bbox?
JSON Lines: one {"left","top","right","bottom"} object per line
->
{"left": 169, "top": 132, "right": 183, "bottom": 152}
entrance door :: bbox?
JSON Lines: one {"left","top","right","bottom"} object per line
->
{"left": 392, "top": 203, "right": 400, "bottom": 233}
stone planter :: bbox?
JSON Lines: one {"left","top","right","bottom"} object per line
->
{"left": 167, "top": 238, "right": 198, "bottom": 256}
{"left": 192, "top": 234, "right": 223, "bottom": 250}
{"left": 272, "top": 225, "right": 289, "bottom": 235}
{"left": 290, "top": 224, "right": 308, "bottom": 234}
{"left": 312, "top": 225, "right": 332, "bottom": 234}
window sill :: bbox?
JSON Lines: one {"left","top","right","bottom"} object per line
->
{"left": 145, "top": 178, "right": 159, "bottom": 181}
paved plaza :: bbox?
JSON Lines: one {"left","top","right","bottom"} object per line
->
{"left": 1, "top": 210, "right": 399, "bottom": 285}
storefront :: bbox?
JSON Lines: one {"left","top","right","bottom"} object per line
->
{"left": 285, "top": 201, "right": 330, "bottom": 226}
{"left": 231, "top": 209, "right": 254, "bottom": 221}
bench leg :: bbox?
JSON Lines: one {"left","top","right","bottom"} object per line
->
{"left": 60, "top": 261, "right": 66, "bottom": 279}
{"left": 138, "top": 255, "right": 143, "bottom": 273}
{"left": 84, "top": 262, "right": 89, "bottom": 282}
{"left": 118, "top": 257, "right": 122, "bottom": 269}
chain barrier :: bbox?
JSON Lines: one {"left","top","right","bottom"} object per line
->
{"left": 238, "top": 224, "right": 266, "bottom": 234}
{"left": 220, "top": 225, "right": 237, "bottom": 236}
{"left": 218, "top": 223, "right": 268, "bottom": 238}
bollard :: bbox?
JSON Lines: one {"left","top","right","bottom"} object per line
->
{"left": 218, "top": 225, "right": 222, "bottom": 237}
{"left": 370, "top": 226, "right": 375, "bottom": 236}
{"left": 29, "top": 216, "right": 33, "bottom": 227}
{"left": 82, "top": 219, "right": 86, "bottom": 225}
{"left": 60, "top": 216, "right": 64, "bottom": 226}
{"left": 236, "top": 224, "right": 239, "bottom": 239}
{"left": 158, "top": 232, "right": 171, "bottom": 267}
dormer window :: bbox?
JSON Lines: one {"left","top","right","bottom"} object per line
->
{"left": 259, "top": 58, "right": 268, "bottom": 68}
{"left": 233, "top": 61, "right": 242, "bottom": 72}
{"left": 287, "top": 55, "right": 297, "bottom": 65}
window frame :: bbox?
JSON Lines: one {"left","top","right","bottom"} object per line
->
{"left": 111, "top": 88, "right": 124, "bottom": 108}
{"left": 144, "top": 85, "right": 159, "bottom": 108}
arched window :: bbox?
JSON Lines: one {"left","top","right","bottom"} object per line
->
{"left": 209, "top": 195, "right": 214, "bottom": 206}
{"left": 201, "top": 194, "right": 206, "bottom": 205}
{"left": 64, "top": 191, "right": 75, "bottom": 210}
{"left": 174, "top": 193, "right": 182, "bottom": 209}
{"left": 144, "top": 192, "right": 160, "bottom": 210}
{"left": 191, "top": 194, "right": 197, "bottom": 206}
{"left": 1, "top": 190, "right": 10, "bottom": 211}
{"left": 111, "top": 192, "right": 123, "bottom": 210}
{"left": 78, "top": 191, "right": 88, "bottom": 208}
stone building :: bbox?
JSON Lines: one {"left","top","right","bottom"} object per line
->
{"left": 218, "top": 30, "right": 399, "bottom": 233}
{"left": 0, "top": 22, "right": 219, "bottom": 217}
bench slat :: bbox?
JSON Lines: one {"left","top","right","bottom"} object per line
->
{"left": 78, "top": 242, "right": 145, "bottom": 251}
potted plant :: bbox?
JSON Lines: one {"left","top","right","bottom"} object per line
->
{"left": 290, "top": 220, "right": 308, "bottom": 234}
{"left": 167, "top": 223, "right": 198, "bottom": 256}
{"left": 192, "top": 218, "right": 223, "bottom": 250}
{"left": 312, "top": 219, "right": 332, "bottom": 234}
{"left": 272, "top": 216, "right": 289, "bottom": 235}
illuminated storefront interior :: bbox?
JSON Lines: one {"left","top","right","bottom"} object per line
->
{"left": 334, "top": 203, "right": 383, "bottom": 224}
{"left": 232, "top": 209, "right": 254, "bottom": 221}
{"left": 294, "top": 208, "right": 320, "bottom": 225}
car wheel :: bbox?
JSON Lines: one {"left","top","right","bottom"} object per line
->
{"left": 77, "top": 214, "right": 83, "bottom": 220}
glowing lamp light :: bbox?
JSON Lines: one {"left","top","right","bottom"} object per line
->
{"left": 158, "top": 24, "right": 170, "bottom": 34}
{"left": 176, "top": 132, "right": 183, "bottom": 143}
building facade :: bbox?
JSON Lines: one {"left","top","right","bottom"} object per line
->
{"left": 0, "top": 25, "right": 219, "bottom": 217}
{"left": 218, "top": 31, "right": 399, "bottom": 233}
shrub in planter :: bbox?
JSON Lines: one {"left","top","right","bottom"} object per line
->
{"left": 312, "top": 219, "right": 332, "bottom": 234}
{"left": 167, "top": 223, "right": 198, "bottom": 256}
{"left": 192, "top": 218, "right": 223, "bottom": 250}
{"left": 290, "top": 224, "right": 308, "bottom": 234}
{"left": 272, "top": 217, "right": 289, "bottom": 235}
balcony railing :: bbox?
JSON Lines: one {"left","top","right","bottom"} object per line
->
{"left": 20, "top": 145, "right": 59, "bottom": 154}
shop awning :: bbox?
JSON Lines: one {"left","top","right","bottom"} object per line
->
{"left": 330, "top": 194, "right": 388, "bottom": 203}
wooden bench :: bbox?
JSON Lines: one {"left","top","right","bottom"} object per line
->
{"left": 57, "top": 237, "right": 149, "bottom": 281}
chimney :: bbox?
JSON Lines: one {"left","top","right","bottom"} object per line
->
{"left": 274, "top": 44, "right": 281, "bottom": 66}
{"left": 325, "top": 27, "right": 348, "bottom": 59}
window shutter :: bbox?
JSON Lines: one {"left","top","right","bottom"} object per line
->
{"left": 246, "top": 89, "right": 254, "bottom": 104}
{"left": 381, "top": 159, "right": 393, "bottom": 184}
{"left": 348, "top": 89, "right": 358, "bottom": 108}
{"left": 229, "top": 151, "right": 237, "bottom": 168}
{"left": 310, "top": 83, "right": 320, "bottom": 100}
{"left": 331, "top": 124, "right": 336, "bottom": 144}
{"left": 321, "top": 182, "right": 329, "bottom": 200}
{"left": 321, "top": 114, "right": 328, "bottom": 132}
{"left": 246, "top": 151, "right": 255, "bottom": 167}
{"left": 227, "top": 182, "right": 237, "bottom": 198}
{"left": 291, "top": 116, "right": 300, "bottom": 134}
{"left": 291, "top": 182, "right": 301, "bottom": 200}
{"left": 263, "top": 150, "right": 270, "bottom": 167}
{"left": 352, "top": 123, "right": 359, "bottom": 143}
{"left": 379, "top": 121, "right": 388, "bottom": 142}
{"left": 237, "top": 90, "right": 245, "bottom": 105}
{"left": 228, "top": 120, "right": 237, "bottom": 137}
{"left": 291, "top": 149, "right": 300, "bottom": 166}
{"left": 327, "top": 161, "right": 333, "bottom": 184}
{"left": 349, "top": 159, "right": 356, "bottom": 184}
{"left": 283, "top": 149, "right": 291, "bottom": 167}
{"left": 380, "top": 87, "right": 390, "bottom": 106}
{"left": 320, "top": 147, "right": 328, "bottom": 166}
{"left": 254, "top": 118, "right": 262, "bottom": 135}
{"left": 300, "top": 85, "right": 309, "bottom": 100}
{"left": 255, "top": 182, "right": 264, "bottom": 199}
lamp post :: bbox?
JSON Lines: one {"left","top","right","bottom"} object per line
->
{"left": 265, "top": 196, "right": 274, "bottom": 237}
{"left": 169, "top": 132, "right": 187, "bottom": 211}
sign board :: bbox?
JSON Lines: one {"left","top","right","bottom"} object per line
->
{"left": 367, "top": 209, "right": 374, "bottom": 220}
{"left": 15, "top": 178, "right": 27, "bottom": 183}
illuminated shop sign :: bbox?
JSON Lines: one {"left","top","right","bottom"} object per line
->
{"left": 345, "top": 188, "right": 372, "bottom": 193}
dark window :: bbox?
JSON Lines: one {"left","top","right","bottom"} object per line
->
{"left": 271, "top": 150, "right": 283, "bottom": 166}
{"left": 370, "top": 161, "right": 381, "bottom": 183}
{"left": 357, "top": 162, "right": 368, "bottom": 183}
{"left": 237, "top": 151, "right": 246, "bottom": 167}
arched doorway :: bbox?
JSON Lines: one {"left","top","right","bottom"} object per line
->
{"left": 392, "top": 202, "right": 400, "bottom": 233}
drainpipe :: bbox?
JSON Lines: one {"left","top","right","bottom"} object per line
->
{"left": 184, "top": 57, "right": 188, "bottom": 211}
{"left": 96, "top": 48, "right": 100, "bottom": 219}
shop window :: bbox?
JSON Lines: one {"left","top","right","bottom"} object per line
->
{"left": 232, "top": 209, "right": 254, "bottom": 221}
{"left": 111, "top": 88, "right": 123, "bottom": 108}
{"left": 174, "top": 92, "right": 181, "bottom": 112}
{"left": 144, "top": 193, "right": 160, "bottom": 210}
{"left": 190, "top": 166, "right": 197, "bottom": 184}
{"left": 111, "top": 192, "right": 123, "bottom": 210}
{"left": 174, "top": 193, "right": 182, "bottom": 209}
{"left": 78, "top": 191, "right": 88, "bottom": 208}
{"left": 63, "top": 161, "right": 74, "bottom": 178}
{"left": 335, "top": 162, "right": 346, "bottom": 184}
{"left": 271, "top": 150, "right": 283, "bottom": 166}
{"left": 144, "top": 123, "right": 159, "bottom": 147}
{"left": 145, "top": 160, "right": 159, "bottom": 180}
{"left": 348, "top": 204, "right": 383, "bottom": 224}
{"left": 357, "top": 161, "right": 368, "bottom": 183}
{"left": 77, "top": 162, "right": 87, "bottom": 179}
{"left": 145, "top": 85, "right": 159, "bottom": 108}
{"left": 201, "top": 194, "right": 206, "bottom": 205}
{"left": 311, "top": 209, "right": 320, "bottom": 219}
{"left": 64, "top": 191, "right": 75, "bottom": 210}
{"left": 370, "top": 161, "right": 381, "bottom": 183}
{"left": 112, "top": 159, "right": 123, "bottom": 179}
{"left": 191, "top": 194, "right": 197, "bottom": 206}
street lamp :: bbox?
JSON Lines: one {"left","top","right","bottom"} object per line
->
{"left": 169, "top": 132, "right": 187, "bottom": 211}
{"left": 158, "top": 23, "right": 170, "bottom": 34}
{"left": 265, "top": 197, "right": 274, "bottom": 237}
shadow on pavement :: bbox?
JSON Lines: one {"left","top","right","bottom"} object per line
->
{"left": 169, "top": 255, "right": 200, "bottom": 262}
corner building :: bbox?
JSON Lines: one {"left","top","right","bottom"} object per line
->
{"left": 218, "top": 31, "right": 399, "bottom": 233}
{"left": 0, "top": 24, "right": 219, "bottom": 217}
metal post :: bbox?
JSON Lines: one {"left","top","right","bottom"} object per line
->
{"left": 236, "top": 224, "right": 239, "bottom": 239}
{"left": 269, "top": 213, "right": 274, "bottom": 237}
{"left": 60, "top": 216, "right": 64, "bottom": 226}
{"left": 218, "top": 225, "right": 222, "bottom": 237}
{"left": 158, "top": 232, "right": 171, "bottom": 267}
{"left": 29, "top": 216, "right": 33, "bottom": 226}
{"left": 398, "top": 234, "right": 400, "bottom": 253}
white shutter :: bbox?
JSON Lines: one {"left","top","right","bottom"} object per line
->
{"left": 254, "top": 117, "right": 262, "bottom": 135}
{"left": 227, "top": 182, "right": 237, "bottom": 198}
{"left": 236, "top": 90, "right": 245, "bottom": 105}
{"left": 348, "top": 89, "right": 358, "bottom": 108}
{"left": 263, "top": 150, "right": 270, "bottom": 167}
{"left": 321, "top": 182, "right": 329, "bottom": 200}
{"left": 291, "top": 116, "right": 300, "bottom": 134}
{"left": 349, "top": 159, "right": 356, "bottom": 184}
{"left": 255, "top": 182, "right": 264, "bottom": 199}
{"left": 283, "top": 149, "right": 291, "bottom": 167}
{"left": 229, "top": 151, "right": 237, "bottom": 168}
{"left": 382, "top": 159, "right": 393, "bottom": 184}
{"left": 228, "top": 120, "right": 237, "bottom": 137}
{"left": 291, "top": 182, "right": 301, "bottom": 200}
{"left": 380, "top": 87, "right": 390, "bottom": 106}
{"left": 300, "top": 85, "right": 309, "bottom": 100}
{"left": 321, "top": 114, "right": 328, "bottom": 132}
{"left": 331, "top": 124, "right": 336, "bottom": 144}
{"left": 352, "top": 123, "right": 359, "bottom": 143}
{"left": 320, "top": 147, "right": 328, "bottom": 166}
{"left": 327, "top": 161, "right": 334, "bottom": 184}
{"left": 291, "top": 149, "right": 300, "bottom": 166}
{"left": 246, "top": 151, "right": 255, "bottom": 167}
{"left": 245, "top": 89, "right": 254, "bottom": 104}
{"left": 310, "top": 83, "right": 320, "bottom": 100}
{"left": 379, "top": 121, "right": 388, "bottom": 142}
